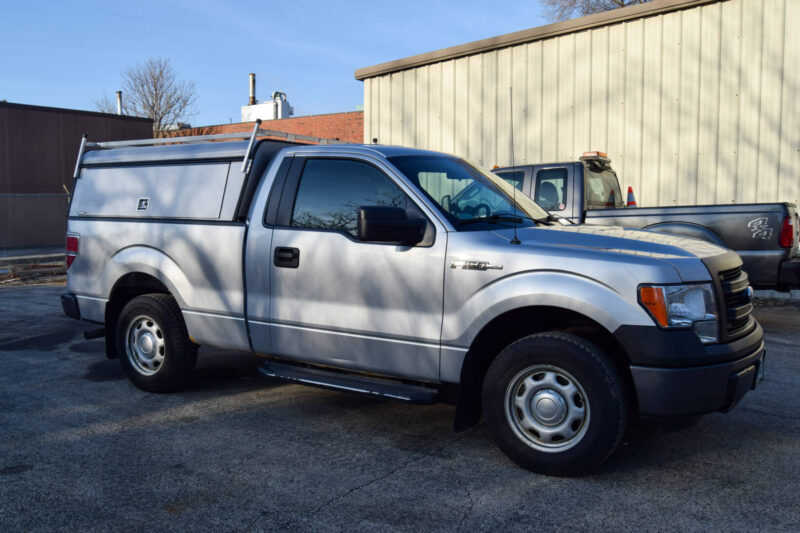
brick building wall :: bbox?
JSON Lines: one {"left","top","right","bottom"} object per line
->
{"left": 170, "top": 111, "right": 363, "bottom": 144}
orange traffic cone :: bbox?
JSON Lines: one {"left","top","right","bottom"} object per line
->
{"left": 605, "top": 190, "right": 615, "bottom": 207}
{"left": 626, "top": 186, "right": 637, "bottom": 207}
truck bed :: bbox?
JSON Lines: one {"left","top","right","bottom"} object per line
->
{"left": 585, "top": 202, "right": 799, "bottom": 288}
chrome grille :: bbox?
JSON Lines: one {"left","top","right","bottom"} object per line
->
{"left": 718, "top": 266, "right": 753, "bottom": 337}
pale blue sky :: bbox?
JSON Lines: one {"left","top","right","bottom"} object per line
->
{"left": 0, "top": 0, "right": 548, "bottom": 125}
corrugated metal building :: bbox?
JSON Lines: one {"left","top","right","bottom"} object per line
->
{"left": 356, "top": 0, "right": 799, "bottom": 208}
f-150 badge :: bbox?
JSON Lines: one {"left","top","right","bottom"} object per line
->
{"left": 747, "top": 217, "right": 773, "bottom": 239}
{"left": 450, "top": 260, "right": 503, "bottom": 271}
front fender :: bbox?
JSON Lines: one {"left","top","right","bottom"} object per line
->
{"left": 442, "top": 270, "right": 655, "bottom": 348}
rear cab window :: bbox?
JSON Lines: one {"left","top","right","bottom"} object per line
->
{"left": 583, "top": 165, "right": 624, "bottom": 209}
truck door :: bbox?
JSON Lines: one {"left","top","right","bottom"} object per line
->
{"left": 267, "top": 155, "right": 447, "bottom": 382}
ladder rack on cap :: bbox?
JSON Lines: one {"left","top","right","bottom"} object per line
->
{"left": 72, "top": 119, "right": 346, "bottom": 179}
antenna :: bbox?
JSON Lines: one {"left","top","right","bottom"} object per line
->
{"left": 509, "top": 87, "right": 521, "bottom": 245}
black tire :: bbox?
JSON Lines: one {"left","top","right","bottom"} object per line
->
{"left": 482, "top": 332, "right": 627, "bottom": 476}
{"left": 116, "top": 293, "right": 197, "bottom": 393}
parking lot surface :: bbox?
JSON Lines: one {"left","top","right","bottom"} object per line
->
{"left": 1, "top": 285, "right": 798, "bottom": 532}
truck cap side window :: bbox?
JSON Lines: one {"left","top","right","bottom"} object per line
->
{"left": 534, "top": 168, "right": 568, "bottom": 211}
{"left": 290, "top": 158, "right": 417, "bottom": 237}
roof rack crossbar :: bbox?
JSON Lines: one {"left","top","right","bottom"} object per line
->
{"left": 241, "top": 119, "right": 263, "bottom": 173}
{"left": 71, "top": 125, "right": 346, "bottom": 180}
{"left": 82, "top": 127, "right": 346, "bottom": 150}
{"left": 73, "top": 134, "right": 88, "bottom": 179}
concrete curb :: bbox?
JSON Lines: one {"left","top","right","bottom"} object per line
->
{"left": 0, "top": 253, "right": 65, "bottom": 267}
{"left": 754, "top": 289, "right": 800, "bottom": 301}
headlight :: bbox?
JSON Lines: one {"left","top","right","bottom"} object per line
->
{"left": 638, "top": 283, "right": 718, "bottom": 343}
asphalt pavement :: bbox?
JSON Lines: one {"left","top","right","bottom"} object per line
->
{"left": 0, "top": 285, "right": 798, "bottom": 532}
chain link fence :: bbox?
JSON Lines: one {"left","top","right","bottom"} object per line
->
{"left": 0, "top": 194, "right": 70, "bottom": 258}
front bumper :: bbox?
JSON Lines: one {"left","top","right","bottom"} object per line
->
{"left": 616, "top": 322, "right": 765, "bottom": 417}
{"left": 630, "top": 344, "right": 764, "bottom": 416}
{"left": 778, "top": 257, "right": 800, "bottom": 290}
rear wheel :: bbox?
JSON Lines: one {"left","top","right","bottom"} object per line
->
{"left": 482, "top": 332, "right": 627, "bottom": 475}
{"left": 117, "top": 294, "right": 197, "bottom": 392}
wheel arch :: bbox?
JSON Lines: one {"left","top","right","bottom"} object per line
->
{"left": 642, "top": 221, "right": 728, "bottom": 248}
{"left": 453, "top": 305, "right": 637, "bottom": 431}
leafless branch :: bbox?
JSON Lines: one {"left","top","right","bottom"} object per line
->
{"left": 544, "top": 0, "right": 650, "bottom": 21}
{"left": 94, "top": 58, "right": 198, "bottom": 138}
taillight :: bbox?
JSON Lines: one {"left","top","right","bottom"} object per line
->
{"left": 66, "top": 233, "right": 80, "bottom": 269}
{"left": 779, "top": 216, "right": 794, "bottom": 248}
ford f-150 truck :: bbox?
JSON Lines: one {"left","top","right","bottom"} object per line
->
{"left": 494, "top": 153, "right": 799, "bottom": 291}
{"left": 62, "top": 128, "right": 765, "bottom": 475}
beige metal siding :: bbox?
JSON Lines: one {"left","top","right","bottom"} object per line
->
{"left": 363, "top": 0, "right": 799, "bottom": 206}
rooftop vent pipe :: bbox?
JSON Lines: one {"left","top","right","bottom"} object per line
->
{"left": 248, "top": 73, "right": 257, "bottom": 106}
{"left": 115, "top": 91, "right": 122, "bottom": 115}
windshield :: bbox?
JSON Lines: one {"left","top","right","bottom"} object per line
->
{"left": 388, "top": 155, "right": 548, "bottom": 230}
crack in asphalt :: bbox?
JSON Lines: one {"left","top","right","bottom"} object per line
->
{"left": 312, "top": 427, "right": 479, "bottom": 516}
{"left": 240, "top": 510, "right": 271, "bottom": 533}
{"left": 447, "top": 465, "right": 475, "bottom": 532}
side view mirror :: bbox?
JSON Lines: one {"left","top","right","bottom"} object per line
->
{"left": 357, "top": 206, "right": 426, "bottom": 246}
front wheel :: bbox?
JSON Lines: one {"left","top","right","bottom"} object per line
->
{"left": 482, "top": 332, "right": 627, "bottom": 475}
{"left": 116, "top": 293, "right": 197, "bottom": 393}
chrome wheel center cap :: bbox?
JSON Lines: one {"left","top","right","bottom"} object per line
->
{"left": 531, "top": 389, "right": 567, "bottom": 426}
{"left": 139, "top": 333, "right": 155, "bottom": 356}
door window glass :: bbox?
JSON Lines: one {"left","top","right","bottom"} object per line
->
{"left": 534, "top": 168, "right": 568, "bottom": 211}
{"left": 291, "top": 159, "right": 406, "bottom": 236}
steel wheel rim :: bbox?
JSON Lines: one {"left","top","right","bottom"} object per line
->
{"left": 125, "top": 314, "right": 166, "bottom": 376}
{"left": 504, "top": 364, "right": 590, "bottom": 453}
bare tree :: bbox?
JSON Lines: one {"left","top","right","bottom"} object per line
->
{"left": 95, "top": 58, "right": 197, "bottom": 137}
{"left": 544, "top": 0, "right": 650, "bottom": 21}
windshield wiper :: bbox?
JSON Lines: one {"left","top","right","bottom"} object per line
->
{"left": 533, "top": 213, "right": 574, "bottom": 225}
{"left": 458, "top": 214, "right": 525, "bottom": 226}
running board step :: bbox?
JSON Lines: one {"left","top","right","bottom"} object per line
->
{"left": 259, "top": 361, "right": 438, "bottom": 405}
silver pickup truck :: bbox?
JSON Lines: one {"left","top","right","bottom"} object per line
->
{"left": 62, "top": 129, "right": 765, "bottom": 475}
